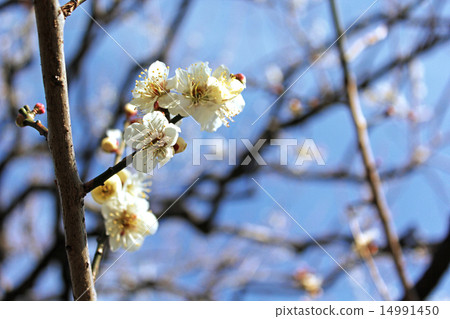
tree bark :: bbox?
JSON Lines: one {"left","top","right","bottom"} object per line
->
{"left": 34, "top": 0, "right": 96, "bottom": 300}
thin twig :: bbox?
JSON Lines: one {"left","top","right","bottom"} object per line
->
{"left": 329, "top": 0, "right": 417, "bottom": 300}
{"left": 22, "top": 119, "right": 48, "bottom": 139}
{"left": 348, "top": 215, "right": 391, "bottom": 300}
{"left": 61, "top": 0, "right": 87, "bottom": 18}
{"left": 83, "top": 151, "right": 136, "bottom": 195}
{"left": 90, "top": 119, "right": 130, "bottom": 279}
{"left": 169, "top": 114, "right": 184, "bottom": 124}
{"left": 91, "top": 232, "right": 107, "bottom": 281}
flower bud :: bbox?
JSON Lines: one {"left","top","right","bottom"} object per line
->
{"left": 293, "top": 269, "right": 323, "bottom": 297}
{"left": 124, "top": 103, "right": 137, "bottom": 117}
{"left": 233, "top": 73, "right": 246, "bottom": 86}
{"left": 289, "top": 98, "right": 303, "bottom": 116}
{"left": 174, "top": 136, "right": 187, "bottom": 154}
{"left": 91, "top": 174, "right": 122, "bottom": 204}
{"left": 101, "top": 137, "right": 119, "bottom": 153}
{"left": 34, "top": 103, "right": 45, "bottom": 114}
{"left": 15, "top": 114, "right": 26, "bottom": 127}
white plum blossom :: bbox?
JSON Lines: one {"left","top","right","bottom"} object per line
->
{"left": 123, "top": 172, "right": 152, "bottom": 198}
{"left": 124, "top": 111, "right": 180, "bottom": 173}
{"left": 164, "top": 62, "right": 245, "bottom": 132}
{"left": 91, "top": 174, "right": 122, "bottom": 204}
{"left": 102, "top": 192, "right": 158, "bottom": 252}
{"left": 131, "top": 61, "right": 175, "bottom": 114}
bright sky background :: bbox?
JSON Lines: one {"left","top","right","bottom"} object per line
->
{"left": 1, "top": 0, "right": 450, "bottom": 301}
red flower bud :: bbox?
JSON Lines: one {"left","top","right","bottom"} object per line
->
{"left": 34, "top": 103, "right": 45, "bottom": 114}
{"left": 233, "top": 73, "right": 246, "bottom": 85}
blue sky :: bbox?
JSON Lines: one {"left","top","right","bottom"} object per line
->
{"left": 1, "top": 0, "right": 450, "bottom": 300}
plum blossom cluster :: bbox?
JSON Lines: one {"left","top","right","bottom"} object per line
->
{"left": 94, "top": 61, "right": 245, "bottom": 251}
{"left": 91, "top": 170, "right": 158, "bottom": 252}
{"left": 124, "top": 61, "right": 246, "bottom": 173}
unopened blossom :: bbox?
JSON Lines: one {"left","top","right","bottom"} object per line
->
{"left": 174, "top": 136, "right": 187, "bottom": 154}
{"left": 131, "top": 61, "right": 175, "bottom": 114}
{"left": 124, "top": 111, "right": 180, "bottom": 173}
{"left": 102, "top": 192, "right": 158, "bottom": 251}
{"left": 34, "top": 103, "right": 46, "bottom": 114}
{"left": 124, "top": 103, "right": 138, "bottom": 117}
{"left": 166, "top": 62, "right": 245, "bottom": 132}
{"left": 101, "top": 129, "right": 122, "bottom": 153}
{"left": 91, "top": 174, "right": 122, "bottom": 204}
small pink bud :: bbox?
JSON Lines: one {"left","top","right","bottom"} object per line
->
{"left": 385, "top": 106, "right": 395, "bottom": 116}
{"left": 367, "top": 242, "right": 378, "bottom": 255}
{"left": 34, "top": 103, "right": 45, "bottom": 114}
{"left": 233, "top": 73, "right": 246, "bottom": 85}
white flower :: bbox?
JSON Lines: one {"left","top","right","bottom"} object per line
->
{"left": 102, "top": 192, "right": 158, "bottom": 252}
{"left": 123, "top": 172, "right": 152, "bottom": 198}
{"left": 131, "top": 61, "right": 175, "bottom": 114}
{"left": 124, "top": 111, "right": 180, "bottom": 173}
{"left": 165, "top": 62, "right": 245, "bottom": 132}
{"left": 353, "top": 229, "right": 379, "bottom": 256}
{"left": 294, "top": 269, "right": 323, "bottom": 297}
{"left": 91, "top": 174, "right": 122, "bottom": 204}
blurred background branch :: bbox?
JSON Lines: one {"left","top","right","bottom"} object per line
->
{"left": 0, "top": 0, "right": 449, "bottom": 300}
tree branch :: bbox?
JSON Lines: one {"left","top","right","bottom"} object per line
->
{"left": 83, "top": 151, "right": 136, "bottom": 195}
{"left": 329, "top": 0, "right": 416, "bottom": 300}
{"left": 61, "top": 0, "right": 86, "bottom": 18}
{"left": 402, "top": 218, "right": 450, "bottom": 300}
{"left": 34, "top": 0, "right": 95, "bottom": 300}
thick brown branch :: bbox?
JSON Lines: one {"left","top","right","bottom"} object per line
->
{"left": 34, "top": 0, "right": 95, "bottom": 300}
{"left": 329, "top": 0, "right": 416, "bottom": 300}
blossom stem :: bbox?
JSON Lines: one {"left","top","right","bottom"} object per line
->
{"left": 22, "top": 119, "right": 49, "bottom": 139}
{"left": 170, "top": 114, "right": 184, "bottom": 124}
{"left": 91, "top": 232, "right": 107, "bottom": 281}
{"left": 61, "top": 0, "right": 86, "bottom": 18}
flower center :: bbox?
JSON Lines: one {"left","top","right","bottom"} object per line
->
{"left": 146, "top": 80, "right": 166, "bottom": 97}
{"left": 100, "top": 184, "right": 114, "bottom": 200}
{"left": 115, "top": 210, "right": 138, "bottom": 236}
{"left": 190, "top": 81, "right": 207, "bottom": 104}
